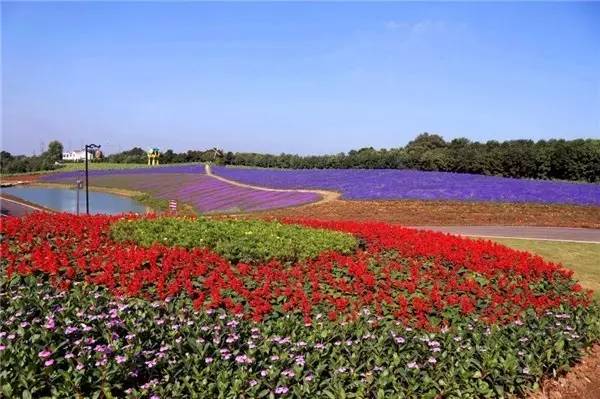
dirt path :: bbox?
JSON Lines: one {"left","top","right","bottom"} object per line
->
{"left": 205, "top": 164, "right": 340, "bottom": 204}
{"left": 411, "top": 225, "right": 600, "bottom": 244}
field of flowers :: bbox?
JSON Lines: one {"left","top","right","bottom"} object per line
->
{"left": 211, "top": 166, "right": 600, "bottom": 206}
{"left": 1, "top": 213, "right": 599, "bottom": 398}
{"left": 41, "top": 165, "right": 320, "bottom": 213}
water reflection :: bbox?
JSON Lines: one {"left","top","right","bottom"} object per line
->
{"left": 1, "top": 185, "right": 149, "bottom": 215}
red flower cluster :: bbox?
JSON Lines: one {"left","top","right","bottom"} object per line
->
{"left": 0, "top": 213, "right": 591, "bottom": 329}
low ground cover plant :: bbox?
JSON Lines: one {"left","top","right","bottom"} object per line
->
{"left": 110, "top": 217, "right": 358, "bottom": 263}
{"left": 1, "top": 213, "right": 599, "bottom": 398}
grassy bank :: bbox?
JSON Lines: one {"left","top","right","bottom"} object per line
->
{"left": 490, "top": 238, "right": 600, "bottom": 297}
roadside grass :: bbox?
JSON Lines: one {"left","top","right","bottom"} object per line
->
{"left": 1, "top": 162, "right": 205, "bottom": 177}
{"left": 489, "top": 238, "right": 600, "bottom": 298}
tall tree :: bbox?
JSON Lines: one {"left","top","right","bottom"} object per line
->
{"left": 45, "top": 140, "right": 64, "bottom": 163}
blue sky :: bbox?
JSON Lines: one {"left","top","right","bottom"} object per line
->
{"left": 2, "top": 1, "right": 599, "bottom": 155}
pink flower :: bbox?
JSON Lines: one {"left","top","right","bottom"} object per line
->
{"left": 44, "top": 318, "right": 56, "bottom": 330}
{"left": 44, "top": 359, "right": 55, "bottom": 367}
{"left": 38, "top": 349, "right": 52, "bottom": 358}
{"left": 115, "top": 355, "right": 127, "bottom": 364}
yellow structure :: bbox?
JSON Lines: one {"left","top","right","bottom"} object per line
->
{"left": 147, "top": 148, "right": 160, "bottom": 166}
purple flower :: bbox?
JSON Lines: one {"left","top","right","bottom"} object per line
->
{"left": 0, "top": 345, "right": 6, "bottom": 351}
{"left": 211, "top": 166, "right": 600, "bottom": 206}
{"left": 275, "top": 386, "right": 289, "bottom": 395}
{"left": 282, "top": 369, "right": 295, "bottom": 378}
{"left": 44, "top": 318, "right": 56, "bottom": 330}
{"left": 205, "top": 357, "right": 214, "bottom": 364}
{"left": 65, "top": 326, "right": 78, "bottom": 335}
{"left": 38, "top": 349, "right": 52, "bottom": 358}
{"left": 235, "top": 355, "right": 253, "bottom": 364}
{"left": 249, "top": 380, "right": 258, "bottom": 387}
{"left": 115, "top": 355, "right": 127, "bottom": 364}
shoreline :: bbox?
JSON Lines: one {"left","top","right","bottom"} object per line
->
{"left": 2, "top": 182, "right": 158, "bottom": 214}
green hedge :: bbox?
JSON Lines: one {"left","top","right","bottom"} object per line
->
{"left": 110, "top": 218, "right": 358, "bottom": 263}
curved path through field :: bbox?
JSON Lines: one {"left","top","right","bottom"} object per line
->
{"left": 205, "top": 164, "right": 340, "bottom": 204}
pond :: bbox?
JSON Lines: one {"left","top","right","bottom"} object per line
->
{"left": 1, "top": 185, "right": 150, "bottom": 215}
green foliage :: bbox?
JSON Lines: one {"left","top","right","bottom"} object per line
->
{"left": 1, "top": 274, "right": 599, "bottom": 398}
{"left": 3, "top": 135, "right": 599, "bottom": 182}
{"left": 1, "top": 141, "right": 66, "bottom": 174}
{"left": 224, "top": 135, "right": 600, "bottom": 183}
{"left": 46, "top": 141, "right": 64, "bottom": 164}
{"left": 110, "top": 218, "right": 358, "bottom": 263}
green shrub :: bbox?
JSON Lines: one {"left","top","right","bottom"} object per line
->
{"left": 110, "top": 217, "right": 358, "bottom": 263}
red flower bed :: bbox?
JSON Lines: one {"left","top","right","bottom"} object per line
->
{"left": 0, "top": 213, "right": 591, "bottom": 329}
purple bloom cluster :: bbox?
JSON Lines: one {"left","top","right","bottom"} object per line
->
{"left": 212, "top": 166, "right": 600, "bottom": 206}
{"left": 41, "top": 164, "right": 206, "bottom": 182}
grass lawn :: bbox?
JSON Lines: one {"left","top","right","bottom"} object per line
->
{"left": 490, "top": 238, "right": 600, "bottom": 297}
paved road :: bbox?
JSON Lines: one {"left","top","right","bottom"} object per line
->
{"left": 0, "top": 195, "right": 49, "bottom": 217}
{"left": 412, "top": 225, "right": 600, "bottom": 244}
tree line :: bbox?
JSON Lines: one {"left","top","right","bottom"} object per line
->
{"left": 2, "top": 134, "right": 599, "bottom": 182}
{"left": 1, "top": 141, "right": 64, "bottom": 175}
{"left": 226, "top": 134, "right": 600, "bottom": 183}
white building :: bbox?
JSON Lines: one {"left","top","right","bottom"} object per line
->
{"left": 62, "top": 150, "right": 94, "bottom": 162}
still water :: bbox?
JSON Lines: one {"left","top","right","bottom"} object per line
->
{"left": 2, "top": 186, "right": 149, "bottom": 215}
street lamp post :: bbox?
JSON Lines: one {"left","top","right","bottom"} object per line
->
{"left": 76, "top": 179, "right": 82, "bottom": 215}
{"left": 84, "top": 144, "right": 101, "bottom": 215}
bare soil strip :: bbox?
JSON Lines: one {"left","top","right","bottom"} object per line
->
{"left": 259, "top": 199, "right": 600, "bottom": 229}
{"left": 530, "top": 344, "right": 600, "bottom": 399}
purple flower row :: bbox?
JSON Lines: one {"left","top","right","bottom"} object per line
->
{"left": 211, "top": 166, "right": 600, "bottom": 206}
{"left": 41, "top": 164, "right": 206, "bottom": 182}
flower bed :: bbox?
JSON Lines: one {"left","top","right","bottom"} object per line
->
{"left": 1, "top": 213, "right": 599, "bottom": 398}
{"left": 211, "top": 166, "right": 600, "bottom": 206}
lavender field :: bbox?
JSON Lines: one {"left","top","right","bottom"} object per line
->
{"left": 42, "top": 172, "right": 320, "bottom": 213}
{"left": 212, "top": 166, "right": 600, "bottom": 206}
{"left": 41, "top": 164, "right": 206, "bottom": 182}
